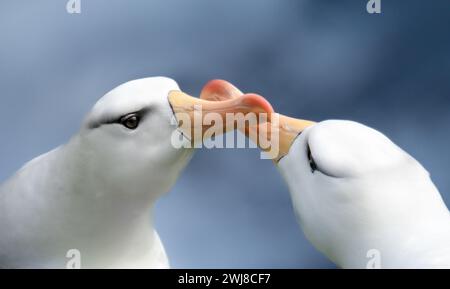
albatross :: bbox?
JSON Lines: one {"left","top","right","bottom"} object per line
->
{"left": 201, "top": 79, "right": 450, "bottom": 269}
{"left": 0, "top": 76, "right": 273, "bottom": 268}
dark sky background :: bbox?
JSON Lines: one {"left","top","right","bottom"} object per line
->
{"left": 0, "top": 0, "right": 449, "bottom": 268}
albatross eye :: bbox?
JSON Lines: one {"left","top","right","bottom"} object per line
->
{"left": 120, "top": 114, "right": 140, "bottom": 130}
{"left": 307, "top": 144, "right": 317, "bottom": 173}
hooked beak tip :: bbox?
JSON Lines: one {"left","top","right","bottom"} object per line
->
{"left": 240, "top": 93, "right": 274, "bottom": 115}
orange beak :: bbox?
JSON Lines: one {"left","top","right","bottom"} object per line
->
{"left": 168, "top": 84, "right": 274, "bottom": 146}
{"left": 199, "top": 79, "right": 315, "bottom": 162}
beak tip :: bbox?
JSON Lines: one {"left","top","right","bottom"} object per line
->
{"left": 200, "top": 79, "right": 243, "bottom": 101}
{"left": 241, "top": 93, "right": 274, "bottom": 115}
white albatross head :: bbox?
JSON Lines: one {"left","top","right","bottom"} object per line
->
{"left": 278, "top": 120, "right": 450, "bottom": 268}
{"left": 79, "top": 77, "right": 191, "bottom": 198}
{"left": 75, "top": 76, "right": 273, "bottom": 199}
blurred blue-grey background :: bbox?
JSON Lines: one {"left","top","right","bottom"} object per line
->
{"left": 0, "top": 0, "right": 449, "bottom": 268}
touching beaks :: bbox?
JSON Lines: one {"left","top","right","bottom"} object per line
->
{"left": 198, "top": 79, "right": 316, "bottom": 162}
{"left": 168, "top": 83, "right": 274, "bottom": 146}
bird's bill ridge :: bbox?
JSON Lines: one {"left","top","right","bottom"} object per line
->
{"left": 168, "top": 87, "right": 274, "bottom": 145}
{"left": 198, "top": 79, "right": 315, "bottom": 162}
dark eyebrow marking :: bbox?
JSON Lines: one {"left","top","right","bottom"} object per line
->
{"left": 88, "top": 107, "right": 152, "bottom": 129}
